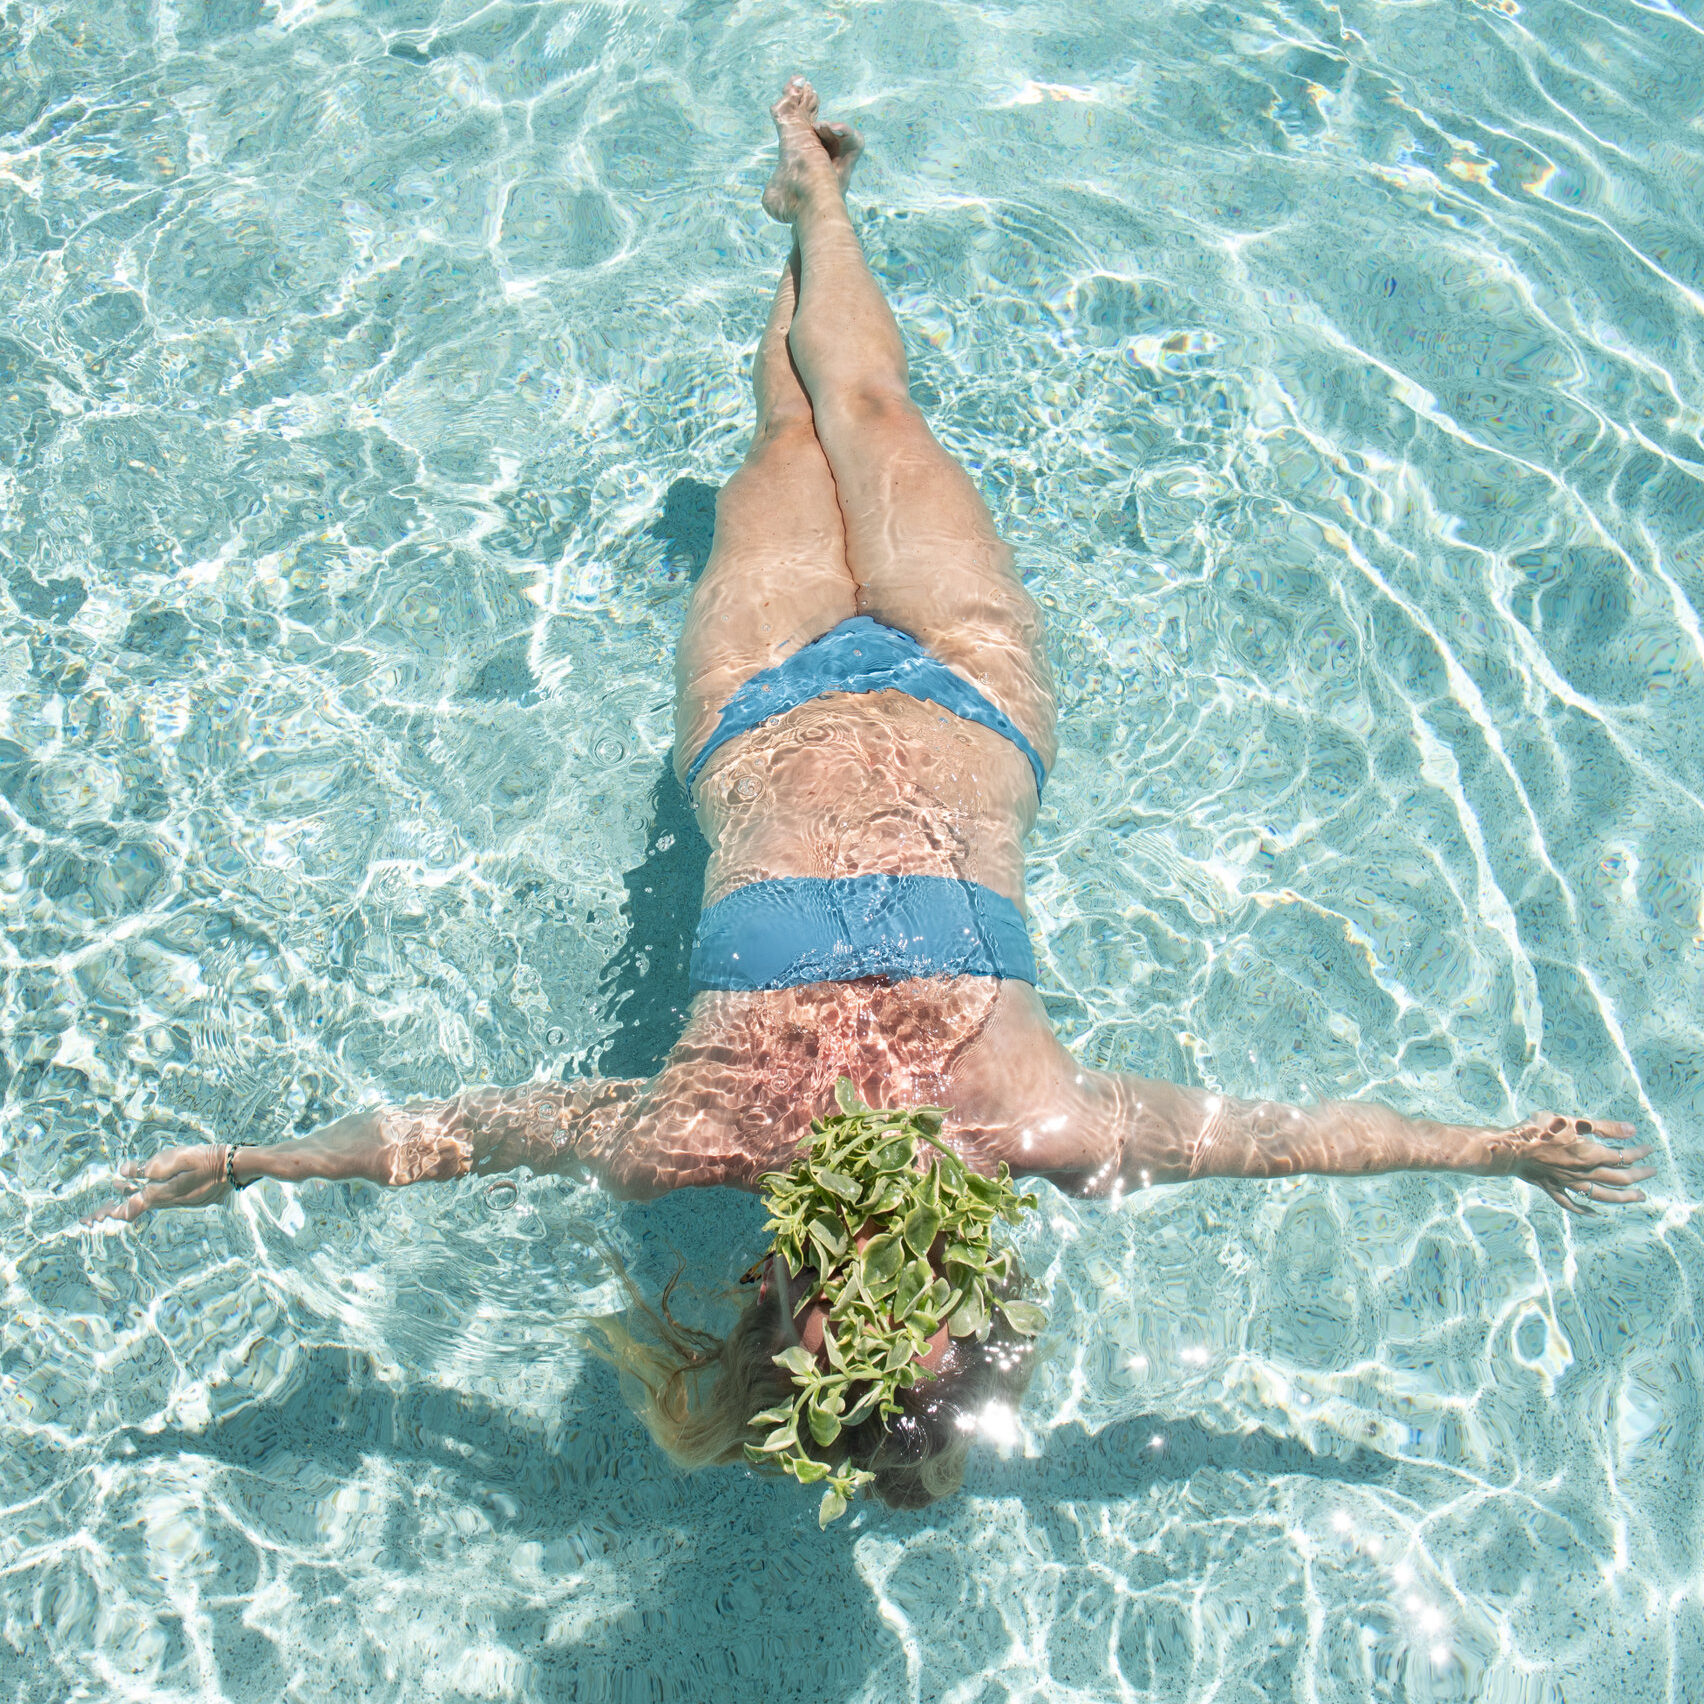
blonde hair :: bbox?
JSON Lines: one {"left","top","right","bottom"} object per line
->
{"left": 585, "top": 1254, "right": 1038, "bottom": 1510}
{"left": 586, "top": 1262, "right": 791, "bottom": 1471}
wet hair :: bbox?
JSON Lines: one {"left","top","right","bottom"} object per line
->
{"left": 587, "top": 1255, "right": 1039, "bottom": 1511}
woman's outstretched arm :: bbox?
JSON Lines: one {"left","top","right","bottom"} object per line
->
{"left": 89, "top": 1077, "right": 648, "bottom": 1224}
{"left": 955, "top": 990, "right": 1654, "bottom": 1214}
{"left": 1078, "top": 1074, "right": 1654, "bottom": 1214}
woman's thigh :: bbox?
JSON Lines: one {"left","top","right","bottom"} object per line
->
{"left": 672, "top": 418, "right": 856, "bottom": 779}
{"left": 813, "top": 389, "right": 1057, "bottom": 773}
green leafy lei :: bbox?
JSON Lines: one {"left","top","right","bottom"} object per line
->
{"left": 745, "top": 1078, "right": 1044, "bottom": 1527}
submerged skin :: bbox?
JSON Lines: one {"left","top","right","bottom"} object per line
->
{"left": 99, "top": 81, "right": 1652, "bottom": 1229}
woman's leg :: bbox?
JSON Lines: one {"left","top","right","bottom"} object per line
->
{"left": 761, "top": 78, "right": 1057, "bottom": 771}
{"left": 672, "top": 248, "right": 856, "bottom": 778}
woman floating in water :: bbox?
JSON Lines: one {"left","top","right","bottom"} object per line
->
{"left": 100, "top": 80, "right": 1652, "bottom": 1519}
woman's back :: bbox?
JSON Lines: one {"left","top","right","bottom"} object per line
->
{"left": 691, "top": 691, "right": 1037, "bottom": 905}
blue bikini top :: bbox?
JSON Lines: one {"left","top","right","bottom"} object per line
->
{"left": 683, "top": 616, "right": 1047, "bottom": 796}
{"left": 690, "top": 873, "right": 1035, "bottom": 992}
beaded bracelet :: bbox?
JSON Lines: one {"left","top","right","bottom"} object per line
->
{"left": 224, "top": 1142, "right": 255, "bottom": 1191}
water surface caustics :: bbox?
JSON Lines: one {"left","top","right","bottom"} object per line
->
{"left": 2, "top": 1, "right": 1702, "bottom": 1700}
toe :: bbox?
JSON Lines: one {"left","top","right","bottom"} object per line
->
{"left": 818, "top": 121, "right": 864, "bottom": 157}
{"left": 774, "top": 76, "right": 817, "bottom": 120}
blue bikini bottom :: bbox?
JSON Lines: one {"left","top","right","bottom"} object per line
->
{"left": 689, "top": 873, "right": 1036, "bottom": 993}
{"left": 683, "top": 615, "right": 1047, "bottom": 797}
{"left": 682, "top": 617, "right": 1044, "bottom": 993}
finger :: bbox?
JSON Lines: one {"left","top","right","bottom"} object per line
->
{"left": 87, "top": 1189, "right": 155, "bottom": 1226}
{"left": 1542, "top": 1181, "right": 1595, "bottom": 1216}
{"left": 1579, "top": 1135, "right": 1649, "bottom": 1159}
{"left": 1567, "top": 1142, "right": 1652, "bottom": 1172}
{"left": 1577, "top": 1164, "right": 1658, "bottom": 1186}
{"left": 1575, "top": 1119, "right": 1638, "bottom": 1143}
{"left": 1579, "top": 1185, "right": 1645, "bottom": 1204}
{"left": 1591, "top": 1122, "right": 1640, "bottom": 1143}
{"left": 1565, "top": 1143, "right": 1624, "bottom": 1170}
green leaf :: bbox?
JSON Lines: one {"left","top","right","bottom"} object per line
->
{"left": 835, "top": 1079, "right": 866, "bottom": 1116}
{"left": 807, "top": 1405, "right": 843, "bottom": 1447}
{"left": 814, "top": 1167, "right": 861, "bottom": 1202}
{"left": 945, "top": 1247, "right": 986, "bottom": 1280}
{"left": 949, "top": 1290, "right": 987, "bottom": 1338}
{"left": 747, "top": 1403, "right": 796, "bottom": 1430}
{"left": 997, "top": 1299, "right": 1047, "bottom": 1336}
{"left": 863, "top": 1232, "right": 905, "bottom": 1284}
{"left": 903, "top": 1203, "right": 942, "bottom": 1256}
{"left": 792, "top": 1457, "right": 829, "bottom": 1484}
{"left": 809, "top": 1216, "right": 848, "bottom": 1261}
{"left": 893, "top": 1256, "right": 933, "bottom": 1320}
{"left": 759, "top": 1421, "right": 799, "bottom": 1453}
{"left": 818, "top": 1487, "right": 849, "bottom": 1528}
{"left": 821, "top": 1324, "right": 847, "bottom": 1373}
{"left": 884, "top": 1333, "right": 916, "bottom": 1372}
{"left": 773, "top": 1345, "right": 818, "bottom": 1379}
{"left": 866, "top": 1182, "right": 907, "bottom": 1218}
{"left": 841, "top": 1385, "right": 883, "bottom": 1428}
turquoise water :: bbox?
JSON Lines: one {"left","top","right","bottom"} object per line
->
{"left": 3, "top": 0, "right": 1702, "bottom": 1697}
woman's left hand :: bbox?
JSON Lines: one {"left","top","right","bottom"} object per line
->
{"left": 1488, "top": 1113, "right": 1655, "bottom": 1214}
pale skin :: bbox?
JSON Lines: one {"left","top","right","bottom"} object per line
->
{"left": 96, "top": 80, "right": 1653, "bottom": 1231}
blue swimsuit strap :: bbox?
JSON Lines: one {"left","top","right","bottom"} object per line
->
{"left": 689, "top": 873, "right": 1036, "bottom": 992}
{"left": 683, "top": 616, "right": 1047, "bottom": 796}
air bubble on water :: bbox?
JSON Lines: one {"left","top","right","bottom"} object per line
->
{"left": 546, "top": 1026, "right": 565, "bottom": 1046}
{"left": 592, "top": 733, "right": 627, "bottom": 764}
{"left": 485, "top": 1180, "right": 518, "bottom": 1212}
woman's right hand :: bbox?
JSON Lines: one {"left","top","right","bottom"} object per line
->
{"left": 86, "top": 1145, "right": 232, "bottom": 1225}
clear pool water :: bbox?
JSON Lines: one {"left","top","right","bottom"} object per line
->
{"left": 3, "top": 0, "right": 1702, "bottom": 1698}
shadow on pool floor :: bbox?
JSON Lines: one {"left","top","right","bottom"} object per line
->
{"left": 89, "top": 1336, "right": 1457, "bottom": 1701}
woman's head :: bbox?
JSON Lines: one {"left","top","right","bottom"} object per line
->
{"left": 588, "top": 1250, "right": 1040, "bottom": 1512}
{"left": 591, "top": 1080, "right": 1045, "bottom": 1521}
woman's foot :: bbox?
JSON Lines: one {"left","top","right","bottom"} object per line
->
{"left": 817, "top": 120, "right": 863, "bottom": 195}
{"left": 763, "top": 77, "right": 859, "bottom": 222}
